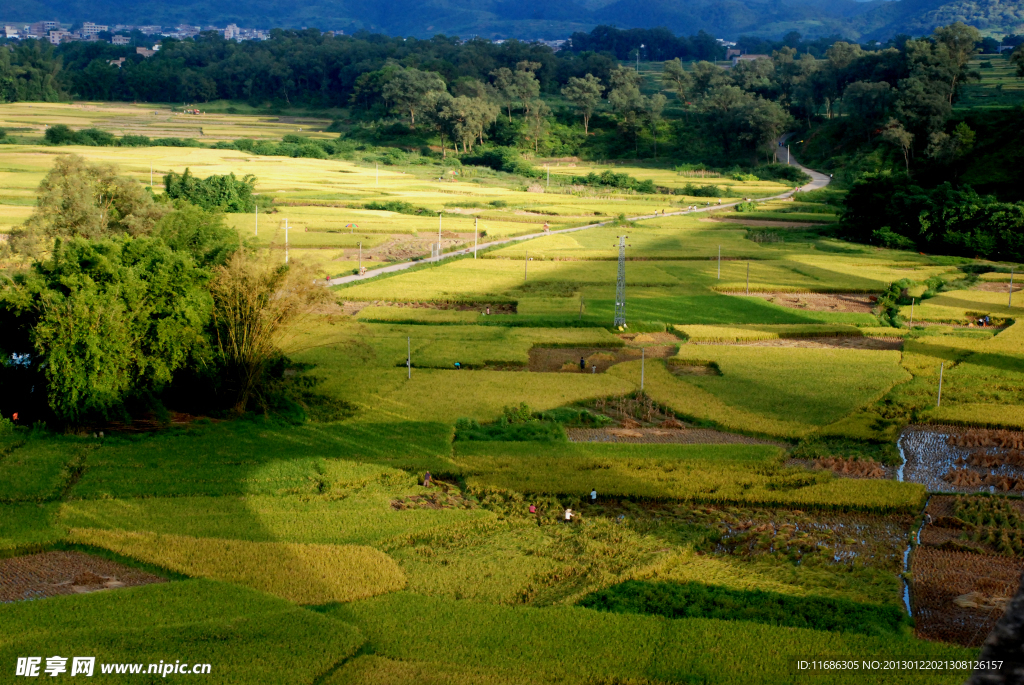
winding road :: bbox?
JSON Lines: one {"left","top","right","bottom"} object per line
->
{"left": 326, "top": 139, "right": 830, "bottom": 287}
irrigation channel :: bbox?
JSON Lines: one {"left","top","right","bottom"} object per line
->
{"left": 326, "top": 143, "right": 831, "bottom": 287}
{"left": 897, "top": 431, "right": 932, "bottom": 619}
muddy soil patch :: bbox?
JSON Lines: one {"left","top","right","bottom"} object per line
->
{"left": 0, "top": 551, "right": 166, "bottom": 602}
{"left": 721, "top": 292, "right": 875, "bottom": 314}
{"left": 911, "top": 547, "right": 1023, "bottom": 645}
{"left": 900, "top": 426, "right": 1024, "bottom": 493}
{"left": 693, "top": 336, "right": 901, "bottom": 350}
{"left": 975, "top": 283, "right": 1021, "bottom": 293}
{"left": 569, "top": 427, "right": 781, "bottom": 445}
{"left": 529, "top": 345, "right": 676, "bottom": 373}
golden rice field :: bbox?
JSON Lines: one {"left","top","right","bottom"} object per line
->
{"left": 2, "top": 103, "right": 1019, "bottom": 684}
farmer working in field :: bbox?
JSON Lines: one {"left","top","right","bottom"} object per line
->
{"left": 579, "top": 357, "right": 586, "bottom": 371}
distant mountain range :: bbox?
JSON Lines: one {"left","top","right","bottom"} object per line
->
{"left": 6, "top": 0, "right": 1024, "bottom": 41}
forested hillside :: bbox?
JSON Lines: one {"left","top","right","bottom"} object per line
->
{"left": 3, "top": 0, "right": 1024, "bottom": 40}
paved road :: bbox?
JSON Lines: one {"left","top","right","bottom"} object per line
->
{"left": 326, "top": 143, "right": 831, "bottom": 287}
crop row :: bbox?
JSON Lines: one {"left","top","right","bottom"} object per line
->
{"left": 67, "top": 528, "right": 406, "bottom": 605}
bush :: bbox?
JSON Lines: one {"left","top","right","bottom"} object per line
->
{"left": 163, "top": 168, "right": 259, "bottom": 212}
{"left": 362, "top": 200, "right": 433, "bottom": 216}
{"left": 119, "top": 134, "right": 153, "bottom": 147}
{"left": 44, "top": 125, "right": 116, "bottom": 146}
{"left": 680, "top": 183, "right": 723, "bottom": 197}
{"left": 454, "top": 417, "right": 567, "bottom": 442}
{"left": 735, "top": 201, "right": 758, "bottom": 212}
{"left": 578, "top": 580, "right": 911, "bottom": 636}
{"left": 462, "top": 147, "right": 538, "bottom": 177}
{"left": 755, "top": 163, "right": 811, "bottom": 185}
{"left": 153, "top": 137, "right": 202, "bottom": 147}
{"left": 570, "top": 171, "right": 656, "bottom": 194}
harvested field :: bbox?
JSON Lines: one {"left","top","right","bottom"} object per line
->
{"left": 899, "top": 427, "right": 1024, "bottom": 493}
{"left": 975, "top": 283, "right": 1021, "bottom": 293}
{"left": 568, "top": 427, "right": 782, "bottom": 445}
{"left": 922, "top": 495, "right": 1024, "bottom": 558}
{"left": 693, "top": 336, "right": 902, "bottom": 350}
{"left": 786, "top": 457, "right": 895, "bottom": 480}
{"left": 910, "top": 547, "right": 1024, "bottom": 645}
{"left": 634, "top": 502, "right": 911, "bottom": 570}
{"left": 722, "top": 292, "right": 875, "bottom": 313}
{"left": 0, "top": 550, "right": 166, "bottom": 602}
{"left": 529, "top": 345, "right": 676, "bottom": 373}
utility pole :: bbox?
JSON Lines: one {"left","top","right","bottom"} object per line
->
{"left": 641, "top": 347, "right": 645, "bottom": 392}
{"left": 438, "top": 212, "right": 442, "bottom": 258}
{"left": 937, "top": 362, "right": 944, "bottom": 407}
{"left": 579, "top": 296, "right": 584, "bottom": 321}
{"left": 636, "top": 43, "right": 644, "bottom": 72}
{"left": 284, "top": 218, "right": 289, "bottom": 264}
{"left": 787, "top": 145, "right": 790, "bottom": 165}
{"left": 1010, "top": 268, "right": 1015, "bottom": 309}
{"left": 358, "top": 241, "right": 362, "bottom": 272}
{"left": 524, "top": 250, "right": 528, "bottom": 283}
{"left": 546, "top": 165, "right": 550, "bottom": 188}
{"left": 407, "top": 337, "right": 411, "bottom": 380}
{"left": 254, "top": 203, "right": 258, "bottom": 237}
{"left": 910, "top": 298, "right": 915, "bottom": 326}
{"left": 718, "top": 245, "right": 721, "bottom": 279}
{"left": 614, "top": 235, "right": 627, "bottom": 328}
{"left": 474, "top": 217, "right": 478, "bottom": 259}
{"left": 746, "top": 262, "right": 750, "bottom": 295}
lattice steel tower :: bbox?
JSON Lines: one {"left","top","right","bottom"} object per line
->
{"left": 614, "top": 235, "right": 627, "bottom": 327}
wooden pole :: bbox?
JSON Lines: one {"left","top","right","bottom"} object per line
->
{"left": 358, "top": 241, "right": 362, "bottom": 272}
{"left": 937, "top": 362, "right": 944, "bottom": 407}
{"left": 718, "top": 245, "right": 721, "bottom": 279}
{"left": 524, "top": 250, "right": 528, "bottom": 283}
{"left": 474, "top": 217, "right": 478, "bottom": 259}
{"left": 641, "top": 347, "right": 645, "bottom": 391}
{"left": 746, "top": 262, "right": 750, "bottom": 295}
{"left": 284, "top": 219, "right": 289, "bottom": 264}
{"left": 579, "top": 297, "right": 584, "bottom": 321}
{"left": 1010, "top": 268, "right": 1015, "bottom": 309}
{"left": 407, "top": 337, "right": 411, "bottom": 380}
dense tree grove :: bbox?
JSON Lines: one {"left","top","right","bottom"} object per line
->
{"left": 0, "top": 156, "right": 324, "bottom": 425}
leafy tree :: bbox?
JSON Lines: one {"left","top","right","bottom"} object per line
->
{"left": 381, "top": 67, "right": 447, "bottom": 126}
{"left": 11, "top": 154, "right": 166, "bottom": 256}
{"left": 1011, "top": 44, "right": 1024, "bottom": 77}
{"left": 843, "top": 81, "right": 895, "bottom": 136}
{"left": 608, "top": 66, "right": 648, "bottom": 155}
{"left": 561, "top": 74, "right": 604, "bottom": 134}
{"left": 932, "top": 22, "right": 980, "bottom": 104}
{"left": 645, "top": 93, "right": 667, "bottom": 158}
{"left": 513, "top": 62, "right": 542, "bottom": 116}
{"left": 690, "top": 61, "right": 727, "bottom": 97}
{"left": 208, "top": 252, "right": 325, "bottom": 412}
{"left": 0, "top": 236, "right": 214, "bottom": 422}
{"left": 163, "top": 168, "right": 259, "bottom": 212}
{"left": 880, "top": 119, "right": 914, "bottom": 173}
{"left": 153, "top": 204, "right": 241, "bottom": 267}
{"left": 661, "top": 58, "right": 691, "bottom": 103}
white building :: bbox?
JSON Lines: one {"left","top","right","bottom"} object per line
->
{"left": 81, "top": 22, "right": 109, "bottom": 36}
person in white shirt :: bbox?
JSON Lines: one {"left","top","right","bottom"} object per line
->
{"left": 564, "top": 508, "right": 574, "bottom": 523}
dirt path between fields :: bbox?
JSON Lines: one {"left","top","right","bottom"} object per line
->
{"left": 692, "top": 336, "right": 902, "bottom": 350}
